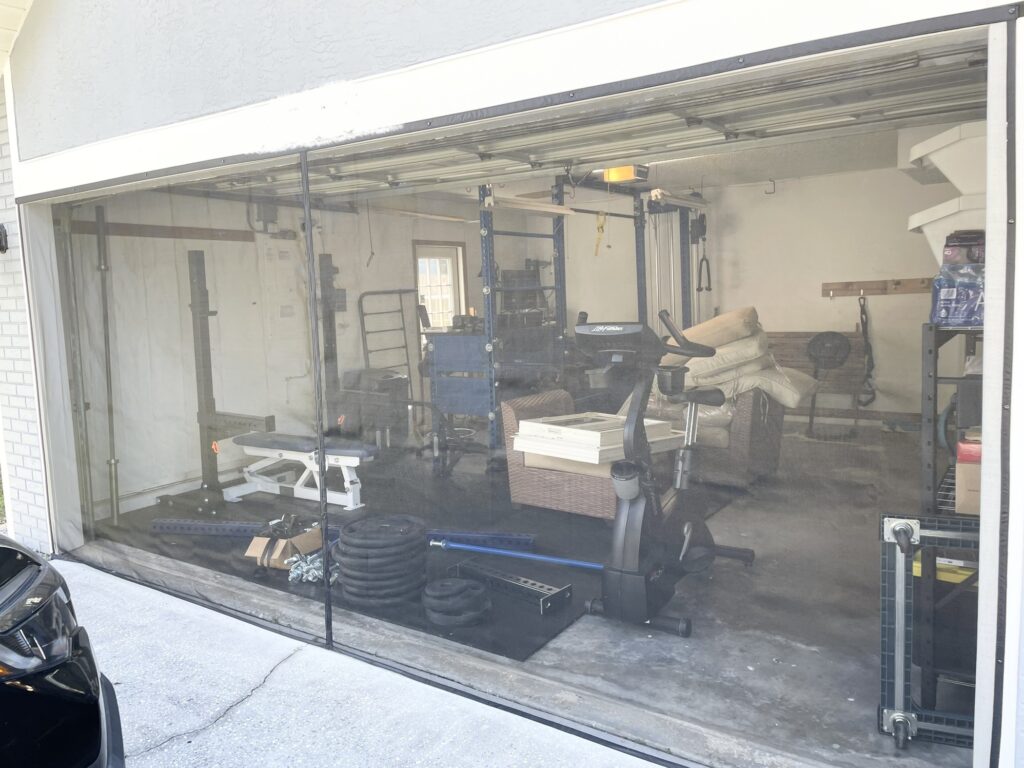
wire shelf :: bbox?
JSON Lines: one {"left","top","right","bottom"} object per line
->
{"left": 935, "top": 465, "right": 956, "bottom": 515}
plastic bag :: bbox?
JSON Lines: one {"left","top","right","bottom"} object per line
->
{"left": 931, "top": 264, "right": 984, "bottom": 327}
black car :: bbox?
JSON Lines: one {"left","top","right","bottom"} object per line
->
{"left": 0, "top": 534, "right": 124, "bottom": 767}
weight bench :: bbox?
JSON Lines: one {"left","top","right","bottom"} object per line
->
{"left": 224, "top": 432, "right": 378, "bottom": 510}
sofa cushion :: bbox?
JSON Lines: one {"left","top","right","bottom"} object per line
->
{"left": 686, "top": 332, "right": 769, "bottom": 380}
{"left": 695, "top": 425, "right": 731, "bottom": 449}
{"left": 661, "top": 306, "right": 760, "bottom": 364}
{"left": 716, "top": 366, "right": 818, "bottom": 409}
{"left": 689, "top": 354, "right": 771, "bottom": 387}
{"left": 620, "top": 391, "right": 737, "bottom": 430}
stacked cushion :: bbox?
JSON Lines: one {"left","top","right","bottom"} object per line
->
{"left": 686, "top": 332, "right": 768, "bottom": 380}
{"left": 661, "top": 306, "right": 760, "bottom": 365}
{"left": 714, "top": 366, "right": 817, "bottom": 410}
{"left": 644, "top": 307, "right": 819, "bottom": 448}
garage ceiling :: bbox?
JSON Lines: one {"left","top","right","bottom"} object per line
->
{"left": 647, "top": 129, "right": 901, "bottom": 192}
{"left": 166, "top": 26, "right": 988, "bottom": 206}
{"left": 0, "top": 0, "right": 32, "bottom": 59}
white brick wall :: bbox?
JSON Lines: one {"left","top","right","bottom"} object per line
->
{"left": 0, "top": 79, "right": 52, "bottom": 553}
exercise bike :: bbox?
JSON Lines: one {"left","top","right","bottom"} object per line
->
{"left": 432, "top": 309, "right": 754, "bottom": 636}
{"left": 574, "top": 309, "right": 755, "bottom": 635}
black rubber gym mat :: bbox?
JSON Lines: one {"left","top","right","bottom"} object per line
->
{"left": 93, "top": 450, "right": 740, "bottom": 661}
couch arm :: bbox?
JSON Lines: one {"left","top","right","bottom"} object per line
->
{"left": 727, "top": 388, "right": 785, "bottom": 478}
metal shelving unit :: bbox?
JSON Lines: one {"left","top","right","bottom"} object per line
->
{"left": 879, "top": 322, "right": 983, "bottom": 750}
{"left": 920, "top": 323, "right": 982, "bottom": 515}
{"left": 879, "top": 514, "right": 979, "bottom": 749}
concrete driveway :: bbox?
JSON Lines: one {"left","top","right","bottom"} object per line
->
{"left": 54, "top": 559, "right": 647, "bottom": 768}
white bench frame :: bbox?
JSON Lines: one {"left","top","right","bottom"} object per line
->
{"left": 223, "top": 443, "right": 370, "bottom": 510}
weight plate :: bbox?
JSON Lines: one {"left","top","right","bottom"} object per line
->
{"left": 421, "top": 582, "right": 487, "bottom": 614}
{"left": 341, "top": 515, "right": 425, "bottom": 549}
{"left": 424, "top": 599, "right": 491, "bottom": 627}
{"left": 335, "top": 548, "right": 423, "bottom": 569}
{"left": 334, "top": 537, "right": 426, "bottom": 560}
{"left": 334, "top": 547, "right": 426, "bottom": 570}
{"left": 341, "top": 586, "right": 423, "bottom": 609}
{"left": 338, "top": 557, "right": 426, "bottom": 580}
{"left": 424, "top": 577, "right": 474, "bottom": 600}
{"left": 342, "top": 577, "right": 427, "bottom": 600}
{"left": 342, "top": 570, "right": 426, "bottom": 593}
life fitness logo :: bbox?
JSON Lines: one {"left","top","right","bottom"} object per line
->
{"left": 593, "top": 325, "right": 625, "bottom": 333}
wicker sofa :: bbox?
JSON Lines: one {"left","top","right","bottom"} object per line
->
{"left": 692, "top": 388, "right": 784, "bottom": 487}
{"left": 501, "top": 388, "right": 784, "bottom": 520}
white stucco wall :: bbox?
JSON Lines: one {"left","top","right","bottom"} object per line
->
{"left": 9, "top": 0, "right": 664, "bottom": 160}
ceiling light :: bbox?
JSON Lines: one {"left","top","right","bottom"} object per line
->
{"left": 601, "top": 165, "right": 649, "bottom": 183}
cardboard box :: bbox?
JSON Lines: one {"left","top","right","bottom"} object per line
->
{"left": 244, "top": 528, "right": 323, "bottom": 570}
{"left": 955, "top": 438, "right": 981, "bottom": 516}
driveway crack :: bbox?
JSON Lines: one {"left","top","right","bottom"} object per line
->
{"left": 127, "top": 646, "right": 303, "bottom": 759}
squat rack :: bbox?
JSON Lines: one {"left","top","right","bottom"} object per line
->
{"left": 475, "top": 181, "right": 570, "bottom": 449}
{"left": 565, "top": 175, "right": 700, "bottom": 329}
{"left": 450, "top": 177, "right": 699, "bottom": 449}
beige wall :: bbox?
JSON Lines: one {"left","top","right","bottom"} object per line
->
{"left": 706, "top": 167, "right": 960, "bottom": 414}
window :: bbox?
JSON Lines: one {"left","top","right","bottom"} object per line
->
{"left": 415, "top": 243, "right": 464, "bottom": 328}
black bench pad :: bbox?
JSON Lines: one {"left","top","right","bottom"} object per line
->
{"left": 234, "top": 432, "right": 378, "bottom": 460}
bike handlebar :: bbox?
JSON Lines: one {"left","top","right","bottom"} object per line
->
{"left": 657, "top": 309, "right": 716, "bottom": 358}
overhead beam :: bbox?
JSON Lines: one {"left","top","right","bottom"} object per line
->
{"left": 452, "top": 146, "right": 541, "bottom": 168}
{"left": 673, "top": 113, "right": 763, "bottom": 141}
{"left": 63, "top": 219, "right": 297, "bottom": 242}
{"left": 169, "top": 186, "right": 358, "bottom": 215}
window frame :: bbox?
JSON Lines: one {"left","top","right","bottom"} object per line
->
{"left": 412, "top": 239, "right": 468, "bottom": 329}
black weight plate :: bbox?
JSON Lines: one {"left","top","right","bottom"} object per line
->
{"left": 334, "top": 538, "right": 427, "bottom": 560}
{"left": 334, "top": 549, "right": 426, "bottom": 572}
{"left": 338, "top": 557, "right": 426, "bottom": 580}
{"left": 341, "top": 586, "right": 423, "bottom": 609}
{"left": 424, "top": 577, "right": 474, "bottom": 600}
{"left": 341, "top": 515, "right": 425, "bottom": 549}
{"left": 333, "top": 540, "right": 424, "bottom": 562}
{"left": 421, "top": 583, "right": 487, "bottom": 614}
{"left": 341, "top": 564, "right": 425, "bottom": 583}
{"left": 335, "top": 548, "right": 423, "bottom": 565}
{"left": 342, "top": 570, "right": 426, "bottom": 593}
{"left": 342, "top": 578, "right": 427, "bottom": 600}
{"left": 425, "top": 599, "right": 491, "bottom": 627}
{"left": 333, "top": 548, "right": 425, "bottom": 565}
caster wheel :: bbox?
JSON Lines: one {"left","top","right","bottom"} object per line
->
{"left": 893, "top": 719, "right": 910, "bottom": 750}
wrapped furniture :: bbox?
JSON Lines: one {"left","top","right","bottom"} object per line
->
{"left": 502, "top": 386, "right": 784, "bottom": 519}
{"left": 501, "top": 389, "right": 619, "bottom": 520}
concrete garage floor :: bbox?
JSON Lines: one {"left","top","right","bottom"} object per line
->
{"left": 66, "top": 427, "right": 975, "bottom": 768}
{"left": 524, "top": 426, "right": 971, "bottom": 768}
{"left": 54, "top": 559, "right": 650, "bottom": 768}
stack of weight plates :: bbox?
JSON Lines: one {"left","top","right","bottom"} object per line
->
{"left": 422, "top": 578, "right": 491, "bottom": 627}
{"left": 334, "top": 515, "right": 426, "bottom": 608}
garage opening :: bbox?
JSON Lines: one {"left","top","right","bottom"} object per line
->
{"left": 44, "top": 23, "right": 996, "bottom": 768}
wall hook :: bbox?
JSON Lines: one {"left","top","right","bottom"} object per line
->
{"left": 764, "top": 179, "right": 776, "bottom": 195}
